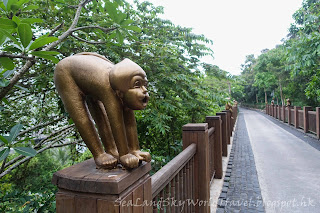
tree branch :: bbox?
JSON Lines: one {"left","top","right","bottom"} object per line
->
{"left": 71, "top": 25, "right": 117, "bottom": 33}
{"left": 4, "top": 125, "right": 75, "bottom": 169}
{"left": 71, "top": 34, "right": 106, "bottom": 44}
{"left": 0, "top": 156, "right": 7, "bottom": 174}
{"left": 51, "top": 139, "right": 84, "bottom": 148}
{"left": 0, "top": 137, "right": 84, "bottom": 179}
{"left": 0, "top": 137, "right": 82, "bottom": 179}
{"left": 48, "top": 22, "right": 64, "bottom": 37}
{"left": 0, "top": 0, "right": 92, "bottom": 100}
{"left": 0, "top": 52, "right": 34, "bottom": 60}
{"left": 0, "top": 60, "right": 36, "bottom": 100}
{"left": 18, "top": 116, "right": 65, "bottom": 136}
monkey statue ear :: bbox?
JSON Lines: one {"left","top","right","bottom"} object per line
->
{"left": 115, "top": 90, "right": 124, "bottom": 100}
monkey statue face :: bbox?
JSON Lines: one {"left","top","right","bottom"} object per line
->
{"left": 123, "top": 74, "right": 149, "bottom": 110}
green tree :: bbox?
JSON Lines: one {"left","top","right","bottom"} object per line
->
{"left": 286, "top": 0, "right": 320, "bottom": 105}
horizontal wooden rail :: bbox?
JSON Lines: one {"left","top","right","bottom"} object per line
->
{"left": 208, "top": 127, "right": 215, "bottom": 137}
{"left": 265, "top": 104, "right": 320, "bottom": 139}
{"left": 151, "top": 143, "right": 196, "bottom": 198}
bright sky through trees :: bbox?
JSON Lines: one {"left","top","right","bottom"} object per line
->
{"left": 148, "top": 0, "right": 303, "bottom": 75}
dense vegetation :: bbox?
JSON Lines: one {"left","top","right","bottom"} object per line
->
{"left": 0, "top": 0, "right": 232, "bottom": 212}
{"left": 2, "top": 0, "right": 318, "bottom": 211}
{"left": 234, "top": 0, "right": 320, "bottom": 108}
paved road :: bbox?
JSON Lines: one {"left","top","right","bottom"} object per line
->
{"left": 244, "top": 108, "right": 320, "bottom": 212}
{"left": 217, "top": 108, "right": 265, "bottom": 213}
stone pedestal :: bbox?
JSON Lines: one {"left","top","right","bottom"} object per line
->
{"left": 52, "top": 159, "right": 151, "bottom": 213}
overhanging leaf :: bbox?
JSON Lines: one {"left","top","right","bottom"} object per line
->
{"left": 8, "top": 123, "right": 23, "bottom": 143}
{"left": 1, "top": 97, "right": 9, "bottom": 105}
{"left": 3, "top": 69, "right": 14, "bottom": 78}
{"left": 0, "top": 29, "right": 21, "bottom": 47}
{"left": 0, "top": 148, "right": 10, "bottom": 161}
{"left": 2, "top": 0, "right": 8, "bottom": 8}
{"left": 16, "top": 0, "right": 29, "bottom": 7}
{"left": 0, "top": 57, "right": 15, "bottom": 70}
{"left": 29, "top": 36, "right": 58, "bottom": 50}
{"left": 120, "top": 19, "right": 134, "bottom": 26}
{"left": 31, "top": 51, "right": 59, "bottom": 63}
{"left": 21, "top": 18, "right": 43, "bottom": 24}
{"left": 31, "top": 51, "right": 60, "bottom": 55}
{"left": 14, "top": 147, "right": 37, "bottom": 157}
{"left": 6, "top": 0, "right": 18, "bottom": 11}
{"left": 14, "top": 84, "right": 29, "bottom": 92}
{"left": 18, "top": 23, "right": 33, "bottom": 48}
{"left": 122, "top": 25, "right": 141, "bottom": 33}
{"left": 0, "top": 135, "right": 9, "bottom": 145}
{"left": 116, "top": 30, "right": 124, "bottom": 43}
{"left": 12, "top": 16, "right": 20, "bottom": 25}
{"left": 105, "top": 2, "right": 117, "bottom": 21}
{"left": 22, "top": 5, "right": 38, "bottom": 11}
{"left": 0, "top": 79, "right": 10, "bottom": 87}
{"left": 0, "top": 2, "right": 6, "bottom": 11}
{"left": 0, "top": 18, "right": 17, "bottom": 29}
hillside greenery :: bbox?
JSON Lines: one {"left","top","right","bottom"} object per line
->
{"left": 0, "top": 0, "right": 232, "bottom": 212}
{"left": 234, "top": 0, "right": 320, "bottom": 108}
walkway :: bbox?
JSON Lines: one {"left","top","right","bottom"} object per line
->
{"left": 217, "top": 108, "right": 320, "bottom": 213}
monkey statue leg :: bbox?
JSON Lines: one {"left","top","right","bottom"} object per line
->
{"left": 86, "top": 97, "right": 119, "bottom": 159}
{"left": 123, "top": 108, "right": 151, "bottom": 162}
{"left": 101, "top": 92, "right": 140, "bottom": 169}
{"left": 56, "top": 86, "right": 117, "bottom": 169}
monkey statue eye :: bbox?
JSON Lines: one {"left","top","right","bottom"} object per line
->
{"left": 134, "top": 80, "right": 141, "bottom": 88}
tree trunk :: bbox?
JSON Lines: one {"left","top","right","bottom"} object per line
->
{"left": 264, "top": 89, "right": 267, "bottom": 103}
{"left": 279, "top": 77, "right": 284, "bottom": 105}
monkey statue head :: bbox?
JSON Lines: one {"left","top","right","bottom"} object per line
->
{"left": 286, "top": 98, "right": 291, "bottom": 106}
{"left": 110, "top": 59, "right": 150, "bottom": 110}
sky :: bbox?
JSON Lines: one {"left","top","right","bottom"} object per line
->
{"left": 146, "top": 0, "right": 303, "bottom": 75}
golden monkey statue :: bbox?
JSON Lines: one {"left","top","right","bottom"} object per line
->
{"left": 54, "top": 52, "right": 151, "bottom": 169}
{"left": 286, "top": 98, "right": 291, "bottom": 107}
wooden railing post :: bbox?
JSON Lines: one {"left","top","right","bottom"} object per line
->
{"left": 222, "top": 110, "right": 232, "bottom": 138}
{"left": 206, "top": 116, "right": 223, "bottom": 179}
{"left": 304, "top": 106, "right": 313, "bottom": 133}
{"left": 182, "top": 123, "right": 210, "bottom": 213}
{"left": 282, "top": 105, "right": 286, "bottom": 122}
{"left": 294, "top": 106, "right": 301, "bottom": 128}
{"left": 288, "top": 106, "right": 292, "bottom": 126}
{"left": 52, "top": 160, "right": 152, "bottom": 213}
{"left": 316, "top": 107, "right": 320, "bottom": 139}
{"left": 216, "top": 112, "right": 229, "bottom": 151}
{"left": 272, "top": 105, "right": 274, "bottom": 117}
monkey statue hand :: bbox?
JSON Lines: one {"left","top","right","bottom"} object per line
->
{"left": 119, "top": 153, "right": 140, "bottom": 169}
{"left": 95, "top": 153, "right": 118, "bottom": 169}
{"left": 131, "top": 150, "right": 151, "bottom": 162}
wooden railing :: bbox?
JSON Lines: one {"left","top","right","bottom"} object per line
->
{"left": 266, "top": 104, "right": 320, "bottom": 138}
{"left": 151, "top": 106, "right": 238, "bottom": 212}
{"left": 151, "top": 143, "right": 196, "bottom": 212}
{"left": 52, "top": 106, "right": 238, "bottom": 213}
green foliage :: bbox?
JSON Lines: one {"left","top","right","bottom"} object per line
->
{"left": 0, "top": 124, "right": 37, "bottom": 166}
{"left": 237, "top": 0, "right": 320, "bottom": 108}
{"left": 0, "top": 0, "right": 229, "bottom": 211}
{"left": 0, "top": 152, "right": 61, "bottom": 212}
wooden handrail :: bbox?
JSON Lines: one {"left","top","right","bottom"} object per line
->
{"left": 208, "top": 127, "right": 215, "bottom": 137}
{"left": 151, "top": 143, "right": 197, "bottom": 198}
